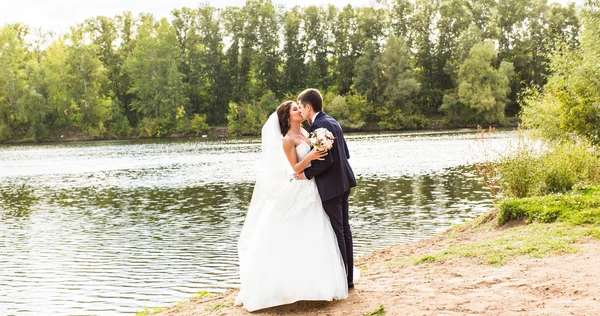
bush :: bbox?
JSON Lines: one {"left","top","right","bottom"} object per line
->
{"left": 325, "top": 95, "right": 366, "bottom": 130}
{"left": 138, "top": 118, "right": 157, "bottom": 137}
{"left": 497, "top": 183, "right": 600, "bottom": 225}
{"left": 377, "top": 107, "right": 429, "bottom": 130}
{"left": 137, "top": 117, "right": 172, "bottom": 137}
{"left": 520, "top": 4, "right": 600, "bottom": 145}
{"left": 109, "top": 114, "right": 132, "bottom": 138}
{"left": 190, "top": 114, "right": 209, "bottom": 135}
{"left": 227, "top": 91, "right": 278, "bottom": 136}
{"left": 498, "top": 139, "right": 543, "bottom": 198}
{"left": 499, "top": 139, "right": 600, "bottom": 198}
{"left": 0, "top": 121, "right": 11, "bottom": 142}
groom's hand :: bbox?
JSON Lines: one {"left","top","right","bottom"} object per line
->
{"left": 293, "top": 172, "right": 307, "bottom": 180}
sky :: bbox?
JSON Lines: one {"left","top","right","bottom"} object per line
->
{"left": 0, "top": 0, "right": 585, "bottom": 34}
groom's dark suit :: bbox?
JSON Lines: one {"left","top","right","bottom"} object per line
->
{"left": 304, "top": 112, "right": 357, "bottom": 287}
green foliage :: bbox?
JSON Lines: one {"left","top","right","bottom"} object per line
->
{"left": 126, "top": 17, "right": 188, "bottom": 124}
{"left": 499, "top": 140, "right": 600, "bottom": 199}
{"left": 204, "top": 300, "right": 233, "bottom": 312}
{"left": 497, "top": 184, "right": 600, "bottom": 225}
{"left": 388, "top": 184, "right": 600, "bottom": 267}
{"left": 17, "top": 85, "right": 50, "bottom": 140}
{"left": 0, "top": 0, "right": 589, "bottom": 142}
{"left": 324, "top": 94, "right": 367, "bottom": 130}
{"left": 135, "top": 306, "right": 164, "bottom": 316}
{"left": 137, "top": 117, "right": 173, "bottom": 138}
{"left": 442, "top": 40, "right": 513, "bottom": 126}
{"left": 227, "top": 91, "right": 278, "bottom": 136}
{"left": 190, "top": 114, "right": 209, "bottom": 136}
{"left": 109, "top": 104, "right": 132, "bottom": 138}
{"left": 364, "top": 304, "right": 386, "bottom": 316}
{"left": 521, "top": 2, "right": 600, "bottom": 145}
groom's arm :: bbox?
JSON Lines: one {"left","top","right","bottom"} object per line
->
{"left": 304, "top": 150, "right": 333, "bottom": 180}
{"left": 303, "top": 121, "right": 334, "bottom": 180}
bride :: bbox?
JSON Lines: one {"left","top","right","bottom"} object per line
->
{"left": 235, "top": 100, "right": 356, "bottom": 312}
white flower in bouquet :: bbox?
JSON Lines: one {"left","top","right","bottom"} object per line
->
{"left": 309, "top": 128, "right": 335, "bottom": 151}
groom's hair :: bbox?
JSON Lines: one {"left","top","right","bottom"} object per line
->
{"left": 298, "top": 88, "right": 323, "bottom": 112}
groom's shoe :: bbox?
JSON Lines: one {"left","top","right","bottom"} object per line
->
{"left": 348, "top": 283, "right": 354, "bottom": 289}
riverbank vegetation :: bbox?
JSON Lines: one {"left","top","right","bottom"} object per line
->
{"left": 0, "top": 0, "right": 582, "bottom": 142}
{"left": 494, "top": 0, "right": 600, "bottom": 201}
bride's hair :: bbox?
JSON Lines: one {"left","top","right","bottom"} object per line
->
{"left": 276, "top": 100, "right": 295, "bottom": 136}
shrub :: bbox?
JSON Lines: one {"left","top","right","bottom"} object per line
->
{"left": 377, "top": 107, "right": 429, "bottom": 130}
{"left": 497, "top": 183, "right": 600, "bottom": 225}
{"left": 227, "top": 91, "right": 278, "bottom": 136}
{"left": 190, "top": 114, "right": 210, "bottom": 135}
{"left": 499, "top": 138, "right": 600, "bottom": 198}
{"left": 498, "top": 139, "right": 543, "bottom": 198}
{"left": 137, "top": 118, "right": 157, "bottom": 137}
{"left": 109, "top": 113, "right": 132, "bottom": 138}
{"left": 325, "top": 95, "right": 367, "bottom": 130}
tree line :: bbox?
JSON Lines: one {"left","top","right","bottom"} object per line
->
{"left": 0, "top": 0, "right": 581, "bottom": 141}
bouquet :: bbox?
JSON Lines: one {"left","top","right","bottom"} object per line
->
{"left": 309, "top": 128, "right": 335, "bottom": 151}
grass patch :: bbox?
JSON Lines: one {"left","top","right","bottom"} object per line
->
{"left": 388, "top": 184, "right": 600, "bottom": 267}
{"left": 390, "top": 222, "right": 586, "bottom": 267}
{"left": 498, "top": 184, "right": 600, "bottom": 225}
{"left": 364, "top": 304, "right": 386, "bottom": 316}
{"left": 136, "top": 291, "right": 212, "bottom": 315}
{"left": 193, "top": 290, "right": 211, "bottom": 299}
{"left": 135, "top": 307, "right": 164, "bottom": 316}
{"left": 205, "top": 300, "right": 234, "bottom": 312}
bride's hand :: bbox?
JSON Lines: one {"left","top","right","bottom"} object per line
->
{"left": 307, "top": 148, "right": 328, "bottom": 161}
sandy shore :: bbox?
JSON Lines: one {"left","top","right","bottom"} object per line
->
{"left": 156, "top": 216, "right": 600, "bottom": 316}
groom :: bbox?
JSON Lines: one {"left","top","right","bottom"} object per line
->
{"left": 295, "top": 88, "right": 357, "bottom": 288}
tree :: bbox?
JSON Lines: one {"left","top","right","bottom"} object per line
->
{"left": 353, "top": 41, "right": 383, "bottom": 106}
{"left": 0, "top": 24, "right": 28, "bottom": 139}
{"left": 198, "top": 5, "right": 229, "bottom": 124}
{"left": 442, "top": 41, "right": 514, "bottom": 125}
{"left": 331, "top": 5, "right": 359, "bottom": 95}
{"left": 126, "top": 16, "right": 188, "bottom": 128}
{"left": 521, "top": 0, "right": 600, "bottom": 145}
{"left": 222, "top": 6, "right": 245, "bottom": 103}
{"left": 42, "top": 38, "right": 75, "bottom": 131}
{"left": 66, "top": 25, "right": 113, "bottom": 135}
{"left": 282, "top": 6, "right": 306, "bottom": 95}
{"left": 378, "top": 35, "right": 422, "bottom": 129}
{"left": 252, "top": 0, "right": 280, "bottom": 97}
{"left": 303, "top": 5, "right": 331, "bottom": 90}
{"left": 412, "top": 0, "right": 441, "bottom": 114}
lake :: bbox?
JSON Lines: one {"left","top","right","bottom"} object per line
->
{"left": 0, "top": 129, "right": 515, "bottom": 315}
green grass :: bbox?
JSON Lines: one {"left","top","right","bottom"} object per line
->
{"left": 193, "top": 291, "right": 211, "bottom": 299}
{"left": 364, "top": 304, "right": 386, "bottom": 316}
{"left": 135, "top": 306, "right": 164, "bottom": 316}
{"left": 136, "top": 291, "right": 211, "bottom": 315}
{"left": 498, "top": 183, "right": 600, "bottom": 225}
{"left": 387, "top": 183, "right": 600, "bottom": 267}
{"left": 205, "top": 300, "right": 234, "bottom": 312}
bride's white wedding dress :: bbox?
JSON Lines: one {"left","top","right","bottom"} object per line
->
{"left": 235, "top": 140, "right": 351, "bottom": 312}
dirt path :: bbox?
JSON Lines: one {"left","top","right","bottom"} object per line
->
{"left": 159, "top": 228, "right": 600, "bottom": 316}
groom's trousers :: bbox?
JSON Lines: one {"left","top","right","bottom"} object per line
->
{"left": 322, "top": 189, "right": 354, "bottom": 286}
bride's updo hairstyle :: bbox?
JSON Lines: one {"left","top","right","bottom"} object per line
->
{"left": 276, "top": 100, "right": 295, "bottom": 136}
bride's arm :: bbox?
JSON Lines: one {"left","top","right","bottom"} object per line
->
{"left": 282, "top": 137, "right": 328, "bottom": 174}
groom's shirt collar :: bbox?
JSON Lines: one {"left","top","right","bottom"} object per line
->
{"left": 311, "top": 112, "right": 320, "bottom": 125}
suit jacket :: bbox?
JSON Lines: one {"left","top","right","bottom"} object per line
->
{"left": 304, "top": 112, "right": 357, "bottom": 202}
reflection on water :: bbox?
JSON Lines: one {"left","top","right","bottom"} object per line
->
{"left": 0, "top": 129, "right": 514, "bottom": 315}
